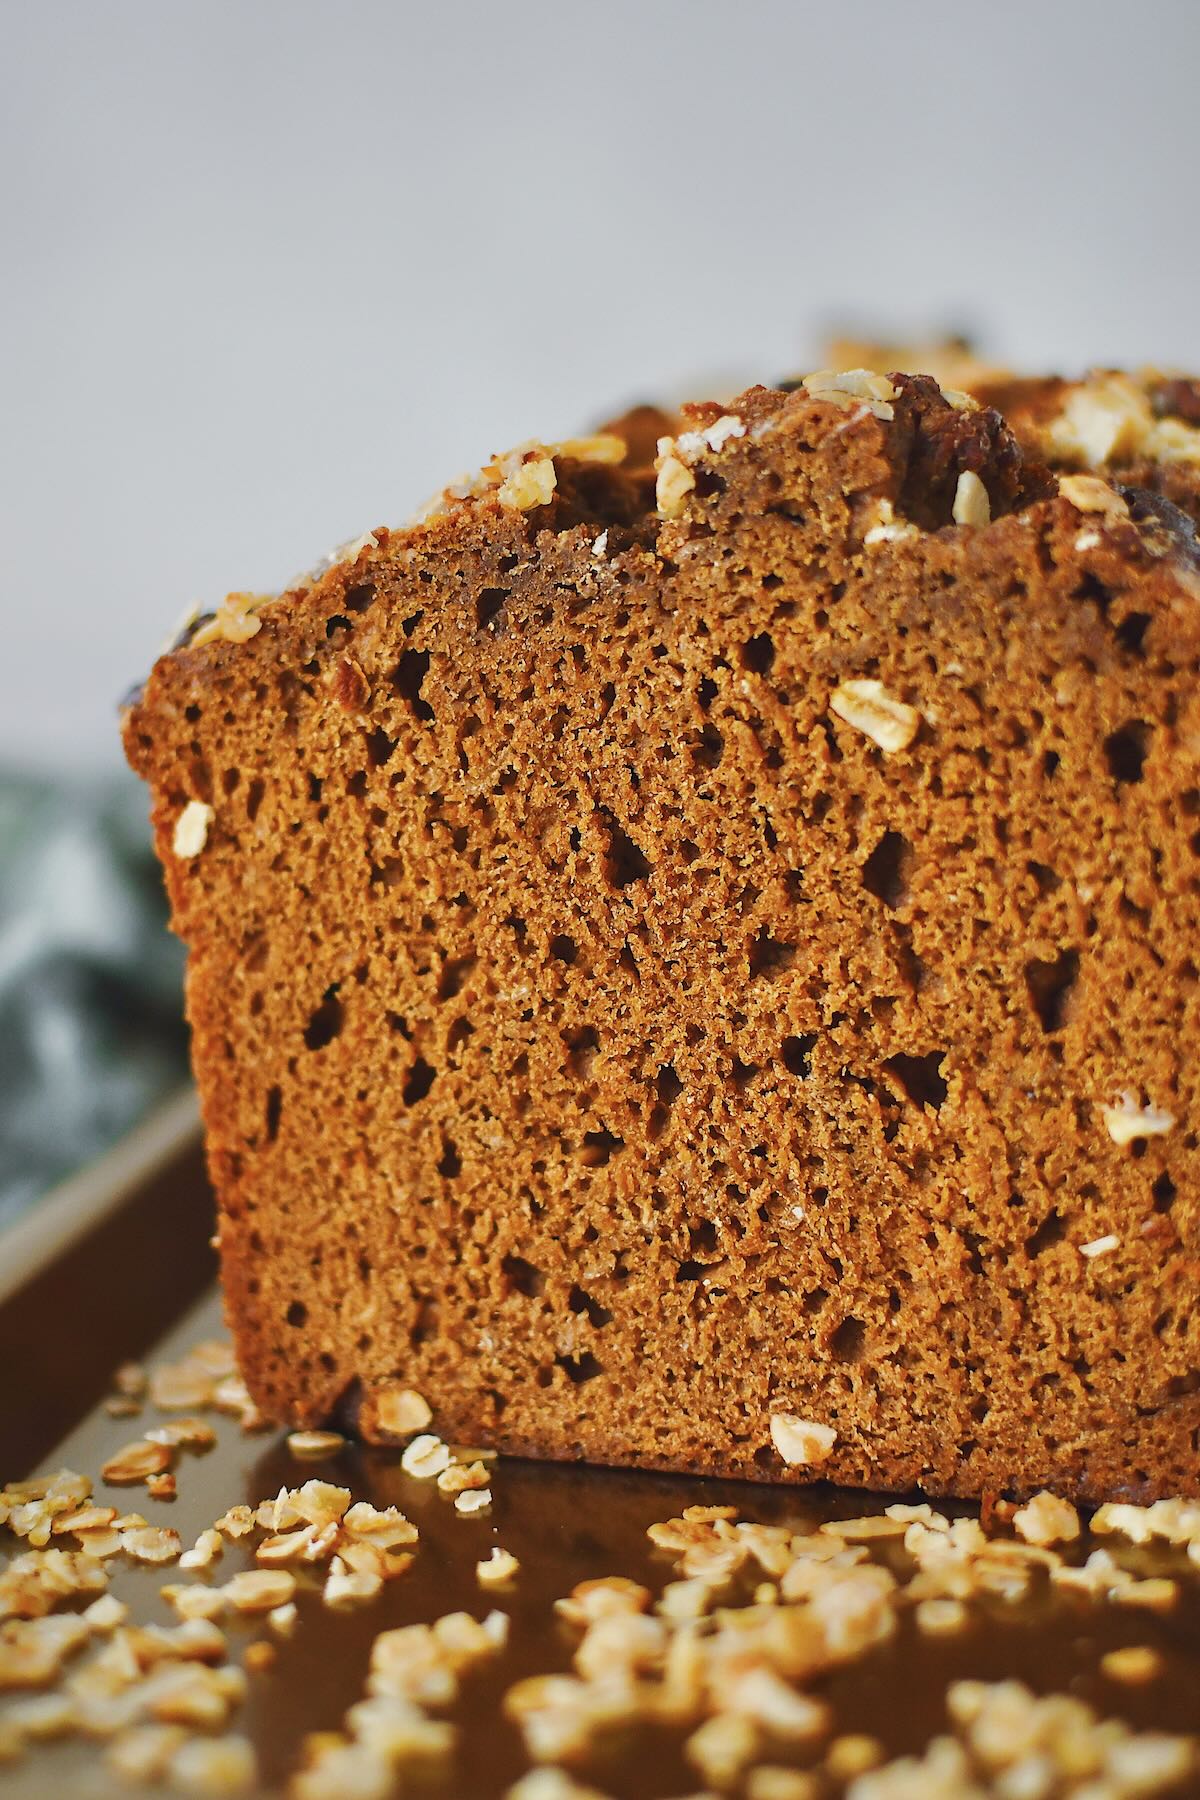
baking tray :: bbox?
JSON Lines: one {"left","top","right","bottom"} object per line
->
{"left": 3, "top": 1096, "right": 1200, "bottom": 1798}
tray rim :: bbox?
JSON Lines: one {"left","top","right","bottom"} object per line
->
{"left": 0, "top": 1084, "right": 200, "bottom": 1307}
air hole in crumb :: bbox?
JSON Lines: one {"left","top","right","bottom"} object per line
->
{"left": 1025, "top": 949, "right": 1079, "bottom": 1033}
{"left": 829, "top": 1316, "right": 865, "bottom": 1363}
{"left": 286, "top": 1301, "right": 307, "bottom": 1328}
{"left": 1025, "top": 1209, "right": 1064, "bottom": 1258}
{"left": 324, "top": 614, "right": 352, "bottom": 638}
{"left": 550, "top": 934, "right": 577, "bottom": 965}
{"left": 648, "top": 1063, "right": 683, "bottom": 1140}
{"left": 365, "top": 725, "right": 397, "bottom": 766}
{"left": 748, "top": 928, "right": 796, "bottom": 980}
{"left": 691, "top": 465, "right": 725, "bottom": 499}
{"left": 555, "top": 1351, "right": 602, "bottom": 1384}
{"left": 782, "top": 1033, "right": 817, "bottom": 1078}
{"left": 1153, "top": 1172, "right": 1176, "bottom": 1212}
{"left": 564, "top": 1024, "right": 599, "bottom": 1078}
{"left": 693, "top": 723, "right": 724, "bottom": 768}
{"left": 602, "top": 818, "right": 650, "bottom": 889}
{"left": 438, "top": 1139, "right": 461, "bottom": 1179}
{"left": 732, "top": 1057, "right": 759, "bottom": 1090}
{"left": 390, "top": 649, "right": 434, "bottom": 721}
{"left": 344, "top": 583, "right": 374, "bottom": 614}
{"left": 501, "top": 1254, "right": 544, "bottom": 1299}
{"left": 437, "top": 955, "right": 476, "bottom": 1001}
{"left": 265, "top": 1087, "right": 282, "bottom": 1142}
{"left": 1115, "top": 611, "right": 1150, "bottom": 656}
{"left": 1104, "top": 720, "right": 1151, "bottom": 784}
{"left": 403, "top": 1057, "right": 436, "bottom": 1105}
{"left": 476, "top": 588, "right": 508, "bottom": 630}
{"left": 580, "top": 1128, "right": 624, "bottom": 1167}
{"left": 1073, "top": 571, "right": 1112, "bottom": 614}
{"left": 862, "top": 829, "right": 913, "bottom": 909}
{"left": 697, "top": 676, "right": 718, "bottom": 712}
{"left": 689, "top": 1219, "right": 718, "bottom": 1256}
{"left": 1028, "top": 861, "right": 1061, "bottom": 895}
{"left": 568, "top": 1285, "right": 613, "bottom": 1328}
{"left": 656, "top": 1065, "right": 684, "bottom": 1107}
{"left": 883, "top": 1051, "right": 948, "bottom": 1111}
{"left": 741, "top": 632, "right": 776, "bottom": 675}
{"left": 246, "top": 777, "right": 266, "bottom": 822}
{"left": 304, "top": 989, "right": 344, "bottom": 1051}
{"left": 347, "top": 769, "right": 368, "bottom": 798}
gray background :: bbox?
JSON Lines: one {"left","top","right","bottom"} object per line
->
{"left": 5, "top": 0, "right": 1200, "bottom": 772}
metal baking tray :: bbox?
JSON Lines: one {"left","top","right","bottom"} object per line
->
{"left": 3, "top": 1094, "right": 1199, "bottom": 1797}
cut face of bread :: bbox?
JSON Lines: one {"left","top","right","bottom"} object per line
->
{"left": 123, "top": 373, "right": 1200, "bottom": 1504}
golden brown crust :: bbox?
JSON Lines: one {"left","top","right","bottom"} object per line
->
{"left": 124, "top": 375, "right": 1200, "bottom": 1506}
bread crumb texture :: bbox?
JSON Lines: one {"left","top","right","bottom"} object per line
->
{"left": 122, "top": 370, "right": 1200, "bottom": 1506}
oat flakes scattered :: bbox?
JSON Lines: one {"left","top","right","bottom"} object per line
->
{"left": 436, "top": 1458, "right": 491, "bottom": 1496}
{"left": 101, "top": 1441, "right": 175, "bottom": 1487}
{"left": 655, "top": 447, "right": 696, "bottom": 518}
{"left": 121, "top": 1526, "right": 183, "bottom": 1565}
{"left": 286, "top": 1431, "right": 347, "bottom": 1461}
{"left": 801, "top": 369, "right": 896, "bottom": 421}
{"left": 829, "top": 679, "right": 920, "bottom": 754}
{"left": 498, "top": 455, "right": 557, "bottom": 512}
{"left": 189, "top": 592, "right": 271, "bottom": 650}
{"left": 223, "top": 1570, "right": 297, "bottom": 1614}
{"left": 826, "top": 1733, "right": 885, "bottom": 1779}
{"left": 914, "top": 1597, "right": 970, "bottom": 1636}
{"left": 1058, "top": 472, "right": 1130, "bottom": 518}
{"left": 369, "top": 1384, "right": 433, "bottom": 1439}
{"left": 172, "top": 801, "right": 215, "bottom": 860}
{"left": 477, "top": 1547, "right": 520, "bottom": 1587}
{"left": 454, "top": 1488, "right": 492, "bottom": 1516}
{"left": 1012, "top": 1491, "right": 1081, "bottom": 1548}
{"left": 746, "top": 1769, "right": 822, "bottom": 1800}
{"left": 952, "top": 469, "right": 991, "bottom": 527}
{"left": 862, "top": 498, "right": 919, "bottom": 547}
{"left": 323, "top": 1556, "right": 382, "bottom": 1610}
{"left": 1102, "top": 1644, "right": 1165, "bottom": 1684}
{"left": 1046, "top": 371, "right": 1200, "bottom": 470}
{"left": 168, "top": 1732, "right": 257, "bottom": 1795}
{"left": 1102, "top": 1092, "right": 1176, "bottom": 1146}
{"left": 769, "top": 1412, "right": 837, "bottom": 1467}
{"left": 400, "top": 1434, "right": 451, "bottom": 1480}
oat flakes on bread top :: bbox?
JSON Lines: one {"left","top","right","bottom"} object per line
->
{"left": 124, "top": 370, "right": 1200, "bottom": 1505}
{"left": 825, "top": 337, "right": 1200, "bottom": 529}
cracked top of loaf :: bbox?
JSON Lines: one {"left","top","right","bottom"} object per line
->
{"left": 126, "top": 367, "right": 1200, "bottom": 686}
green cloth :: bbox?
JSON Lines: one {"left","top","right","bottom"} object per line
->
{"left": 0, "top": 768, "right": 188, "bottom": 1225}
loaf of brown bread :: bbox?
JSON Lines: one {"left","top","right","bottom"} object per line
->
{"left": 123, "top": 370, "right": 1200, "bottom": 1504}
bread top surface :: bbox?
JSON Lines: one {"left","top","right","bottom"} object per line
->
{"left": 124, "top": 368, "right": 1200, "bottom": 744}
